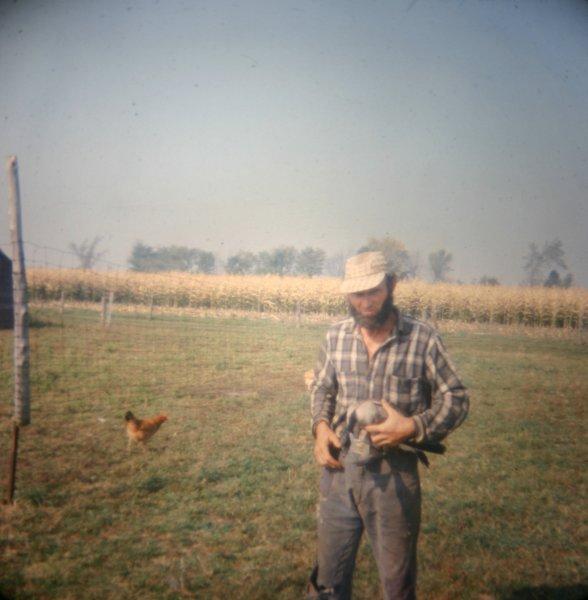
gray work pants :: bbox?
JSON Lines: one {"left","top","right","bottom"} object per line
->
{"left": 312, "top": 450, "right": 421, "bottom": 600}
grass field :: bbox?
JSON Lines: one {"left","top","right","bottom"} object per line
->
{"left": 1, "top": 308, "right": 587, "bottom": 599}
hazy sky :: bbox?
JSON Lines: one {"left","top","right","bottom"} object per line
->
{"left": 1, "top": 0, "right": 587, "bottom": 284}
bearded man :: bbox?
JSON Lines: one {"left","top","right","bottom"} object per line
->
{"left": 307, "top": 251, "right": 469, "bottom": 600}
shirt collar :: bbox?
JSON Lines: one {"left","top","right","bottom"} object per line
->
{"left": 396, "top": 309, "right": 411, "bottom": 336}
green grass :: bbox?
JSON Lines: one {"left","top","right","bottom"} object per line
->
{"left": 1, "top": 308, "right": 587, "bottom": 599}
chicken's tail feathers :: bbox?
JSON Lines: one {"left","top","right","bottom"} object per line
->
{"left": 124, "top": 411, "right": 135, "bottom": 422}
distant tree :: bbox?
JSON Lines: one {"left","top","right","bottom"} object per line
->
{"left": 256, "top": 251, "right": 272, "bottom": 275}
{"left": 157, "top": 246, "right": 202, "bottom": 271}
{"left": 129, "top": 242, "right": 159, "bottom": 272}
{"left": 69, "top": 236, "right": 106, "bottom": 270}
{"left": 522, "top": 243, "right": 545, "bottom": 286}
{"left": 541, "top": 239, "right": 567, "bottom": 271}
{"left": 295, "top": 247, "right": 326, "bottom": 277}
{"left": 197, "top": 251, "right": 215, "bottom": 274}
{"left": 405, "top": 252, "right": 420, "bottom": 279}
{"left": 429, "top": 249, "right": 453, "bottom": 282}
{"left": 256, "top": 246, "right": 297, "bottom": 276}
{"left": 358, "top": 237, "right": 413, "bottom": 279}
{"left": 225, "top": 251, "right": 257, "bottom": 275}
{"left": 544, "top": 269, "right": 573, "bottom": 289}
{"left": 323, "top": 253, "right": 346, "bottom": 277}
{"left": 544, "top": 270, "right": 562, "bottom": 288}
{"left": 523, "top": 239, "right": 571, "bottom": 287}
{"left": 128, "top": 242, "right": 215, "bottom": 273}
{"left": 479, "top": 276, "right": 500, "bottom": 286}
{"left": 274, "top": 246, "right": 297, "bottom": 276}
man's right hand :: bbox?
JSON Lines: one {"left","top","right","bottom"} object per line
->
{"left": 313, "top": 421, "right": 343, "bottom": 469}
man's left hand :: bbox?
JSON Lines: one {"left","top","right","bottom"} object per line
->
{"left": 364, "top": 401, "right": 417, "bottom": 448}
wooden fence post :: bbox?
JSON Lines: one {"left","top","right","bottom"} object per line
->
{"left": 106, "top": 291, "right": 114, "bottom": 327}
{"left": 6, "top": 155, "right": 30, "bottom": 504}
{"left": 101, "top": 294, "right": 107, "bottom": 325}
{"left": 60, "top": 290, "right": 65, "bottom": 327}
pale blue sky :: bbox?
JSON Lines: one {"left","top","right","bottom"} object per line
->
{"left": 1, "top": 0, "right": 587, "bottom": 284}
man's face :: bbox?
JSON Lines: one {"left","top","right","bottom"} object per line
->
{"left": 347, "top": 278, "right": 394, "bottom": 330}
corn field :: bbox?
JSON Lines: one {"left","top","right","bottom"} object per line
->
{"left": 28, "top": 268, "right": 588, "bottom": 328}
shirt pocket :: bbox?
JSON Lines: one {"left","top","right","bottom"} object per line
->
{"left": 385, "top": 376, "right": 426, "bottom": 416}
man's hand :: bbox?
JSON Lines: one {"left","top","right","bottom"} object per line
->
{"left": 314, "top": 421, "right": 343, "bottom": 469}
{"left": 364, "top": 401, "right": 416, "bottom": 448}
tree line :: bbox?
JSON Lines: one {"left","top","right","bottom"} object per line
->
{"left": 68, "top": 236, "right": 575, "bottom": 287}
{"left": 128, "top": 242, "right": 215, "bottom": 274}
{"left": 126, "top": 243, "right": 327, "bottom": 277}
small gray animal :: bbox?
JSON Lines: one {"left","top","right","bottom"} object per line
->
{"left": 345, "top": 400, "right": 446, "bottom": 466}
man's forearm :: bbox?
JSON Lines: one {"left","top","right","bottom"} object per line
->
{"left": 415, "top": 389, "right": 469, "bottom": 443}
{"left": 311, "top": 386, "right": 336, "bottom": 435}
{"left": 309, "top": 339, "right": 337, "bottom": 434}
{"left": 312, "top": 418, "right": 331, "bottom": 438}
{"left": 421, "top": 333, "right": 470, "bottom": 442}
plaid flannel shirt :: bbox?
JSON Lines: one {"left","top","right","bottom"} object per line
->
{"left": 310, "top": 310, "right": 469, "bottom": 443}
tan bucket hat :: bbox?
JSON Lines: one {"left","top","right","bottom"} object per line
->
{"left": 340, "top": 251, "right": 388, "bottom": 294}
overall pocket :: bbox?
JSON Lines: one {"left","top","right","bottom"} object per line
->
{"left": 319, "top": 467, "right": 336, "bottom": 498}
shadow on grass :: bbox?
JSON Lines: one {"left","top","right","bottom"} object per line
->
{"left": 138, "top": 475, "right": 167, "bottom": 493}
{"left": 0, "top": 586, "right": 28, "bottom": 600}
{"left": 29, "top": 316, "right": 60, "bottom": 329}
{"left": 501, "top": 583, "right": 588, "bottom": 599}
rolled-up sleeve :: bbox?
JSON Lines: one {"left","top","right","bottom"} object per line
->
{"left": 310, "top": 337, "right": 338, "bottom": 435}
{"left": 413, "top": 332, "right": 469, "bottom": 443}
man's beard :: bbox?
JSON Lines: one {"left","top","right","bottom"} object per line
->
{"left": 349, "top": 294, "right": 394, "bottom": 330}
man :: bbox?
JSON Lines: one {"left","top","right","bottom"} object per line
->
{"left": 308, "top": 251, "right": 469, "bottom": 600}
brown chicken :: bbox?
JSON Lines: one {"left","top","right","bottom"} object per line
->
{"left": 125, "top": 411, "right": 168, "bottom": 452}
